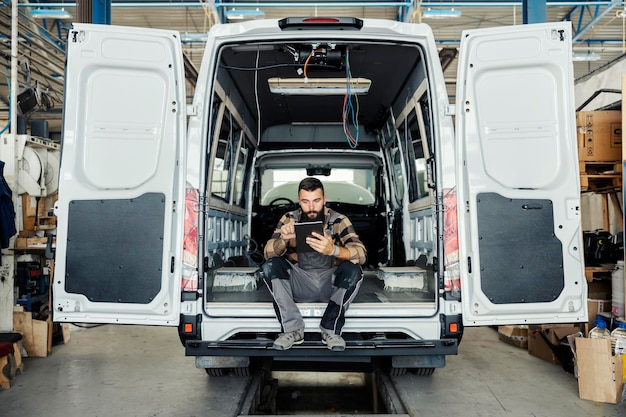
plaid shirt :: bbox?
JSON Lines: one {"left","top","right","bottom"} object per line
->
{"left": 264, "top": 206, "right": 367, "bottom": 265}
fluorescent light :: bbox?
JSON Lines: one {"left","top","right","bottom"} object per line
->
{"left": 180, "top": 33, "right": 208, "bottom": 43}
{"left": 226, "top": 8, "right": 265, "bottom": 21}
{"left": 421, "top": 8, "right": 462, "bottom": 19}
{"left": 268, "top": 77, "right": 371, "bottom": 95}
{"left": 29, "top": 8, "right": 73, "bottom": 19}
{"left": 572, "top": 53, "right": 601, "bottom": 62}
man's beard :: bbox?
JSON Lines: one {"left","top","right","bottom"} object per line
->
{"left": 303, "top": 208, "right": 324, "bottom": 222}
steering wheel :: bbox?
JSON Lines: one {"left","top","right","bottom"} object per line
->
{"left": 268, "top": 197, "right": 295, "bottom": 206}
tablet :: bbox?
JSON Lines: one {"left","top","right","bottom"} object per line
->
{"left": 294, "top": 221, "right": 324, "bottom": 252}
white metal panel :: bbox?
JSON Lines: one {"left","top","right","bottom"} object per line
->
{"left": 53, "top": 24, "right": 186, "bottom": 325}
{"left": 456, "top": 22, "right": 587, "bottom": 326}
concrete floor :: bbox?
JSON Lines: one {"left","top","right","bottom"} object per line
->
{"left": 0, "top": 325, "right": 624, "bottom": 416}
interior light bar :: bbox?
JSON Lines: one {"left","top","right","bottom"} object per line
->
{"left": 29, "top": 9, "right": 73, "bottom": 20}
{"left": 421, "top": 8, "right": 462, "bottom": 19}
{"left": 268, "top": 77, "right": 372, "bottom": 95}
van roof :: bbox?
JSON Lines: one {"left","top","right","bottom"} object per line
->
{"left": 215, "top": 36, "right": 427, "bottom": 139}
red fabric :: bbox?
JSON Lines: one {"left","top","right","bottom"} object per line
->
{"left": 182, "top": 188, "right": 199, "bottom": 291}
{"left": 0, "top": 342, "right": 13, "bottom": 357}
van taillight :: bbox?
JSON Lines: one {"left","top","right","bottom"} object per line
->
{"left": 279, "top": 17, "right": 363, "bottom": 30}
{"left": 303, "top": 18, "right": 341, "bottom": 23}
{"left": 449, "top": 323, "right": 458, "bottom": 333}
{"left": 184, "top": 323, "right": 193, "bottom": 333}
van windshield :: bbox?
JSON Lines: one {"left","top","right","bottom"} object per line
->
{"left": 260, "top": 168, "right": 376, "bottom": 206}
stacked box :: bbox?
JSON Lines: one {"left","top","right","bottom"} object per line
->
{"left": 527, "top": 324, "right": 581, "bottom": 364}
{"left": 498, "top": 325, "right": 528, "bottom": 349}
{"left": 586, "top": 280, "right": 612, "bottom": 335}
{"left": 576, "top": 111, "right": 622, "bottom": 161}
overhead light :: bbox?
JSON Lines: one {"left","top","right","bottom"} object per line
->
{"left": 226, "top": 8, "right": 265, "bottom": 21}
{"left": 268, "top": 77, "right": 372, "bottom": 95}
{"left": 180, "top": 33, "right": 208, "bottom": 43}
{"left": 29, "top": 9, "right": 73, "bottom": 20}
{"left": 421, "top": 8, "right": 462, "bottom": 19}
{"left": 572, "top": 53, "right": 601, "bottom": 62}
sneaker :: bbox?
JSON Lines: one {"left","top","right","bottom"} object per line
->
{"left": 321, "top": 332, "right": 346, "bottom": 351}
{"left": 272, "top": 328, "right": 304, "bottom": 350}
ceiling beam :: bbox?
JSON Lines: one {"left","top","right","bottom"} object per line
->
{"left": 568, "top": 0, "right": 621, "bottom": 41}
{"left": 522, "top": 0, "right": 547, "bottom": 23}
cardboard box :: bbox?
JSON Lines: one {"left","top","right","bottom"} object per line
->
{"left": 528, "top": 324, "right": 581, "bottom": 365}
{"left": 586, "top": 280, "right": 612, "bottom": 334}
{"left": 576, "top": 337, "right": 624, "bottom": 404}
{"left": 12, "top": 307, "right": 49, "bottom": 358}
{"left": 587, "top": 280, "right": 615, "bottom": 300}
{"left": 576, "top": 111, "right": 622, "bottom": 161}
{"left": 498, "top": 325, "right": 528, "bottom": 349}
{"left": 15, "top": 236, "right": 55, "bottom": 249}
{"left": 15, "top": 237, "right": 48, "bottom": 249}
{"left": 588, "top": 279, "right": 612, "bottom": 299}
{"left": 588, "top": 298, "right": 612, "bottom": 317}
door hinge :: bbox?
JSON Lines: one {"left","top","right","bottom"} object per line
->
{"left": 552, "top": 29, "right": 566, "bottom": 42}
{"left": 195, "top": 195, "right": 208, "bottom": 213}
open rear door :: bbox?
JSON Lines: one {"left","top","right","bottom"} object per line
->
{"left": 455, "top": 22, "right": 587, "bottom": 325}
{"left": 53, "top": 24, "right": 186, "bottom": 325}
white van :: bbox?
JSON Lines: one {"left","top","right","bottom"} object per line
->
{"left": 53, "top": 18, "right": 586, "bottom": 374}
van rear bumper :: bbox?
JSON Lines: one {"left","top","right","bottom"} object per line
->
{"left": 184, "top": 337, "right": 458, "bottom": 357}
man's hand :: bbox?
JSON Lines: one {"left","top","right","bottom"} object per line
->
{"left": 306, "top": 231, "right": 335, "bottom": 256}
{"left": 279, "top": 224, "right": 296, "bottom": 242}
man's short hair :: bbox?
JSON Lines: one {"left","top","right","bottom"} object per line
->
{"left": 298, "top": 177, "right": 324, "bottom": 195}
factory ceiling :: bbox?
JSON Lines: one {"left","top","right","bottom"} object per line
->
{"left": 2, "top": 0, "right": 625, "bottom": 137}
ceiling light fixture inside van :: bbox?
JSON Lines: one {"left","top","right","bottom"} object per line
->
{"left": 267, "top": 77, "right": 371, "bottom": 95}
{"left": 226, "top": 8, "right": 265, "bottom": 21}
{"left": 421, "top": 8, "right": 462, "bottom": 19}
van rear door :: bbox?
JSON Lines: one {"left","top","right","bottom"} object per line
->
{"left": 455, "top": 22, "right": 587, "bottom": 325}
{"left": 53, "top": 24, "right": 186, "bottom": 325}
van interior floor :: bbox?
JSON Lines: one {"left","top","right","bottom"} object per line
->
{"left": 1, "top": 325, "right": 623, "bottom": 416}
{"left": 206, "top": 271, "right": 436, "bottom": 303}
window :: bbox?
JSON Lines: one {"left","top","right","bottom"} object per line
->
{"left": 211, "top": 108, "right": 241, "bottom": 203}
{"left": 260, "top": 168, "right": 376, "bottom": 206}
{"left": 233, "top": 138, "right": 251, "bottom": 208}
{"left": 403, "top": 109, "right": 429, "bottom": 202}
{"left": 391, "top": 146, "right": 405, "bottom": 204}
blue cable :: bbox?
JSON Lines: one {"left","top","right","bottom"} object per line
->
{"left": 343, "top": 49, "right": 359, "bottom": 148}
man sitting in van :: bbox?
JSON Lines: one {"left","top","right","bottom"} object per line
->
{"left": 262, "top": 177, "right": 367, "bottom": 351}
